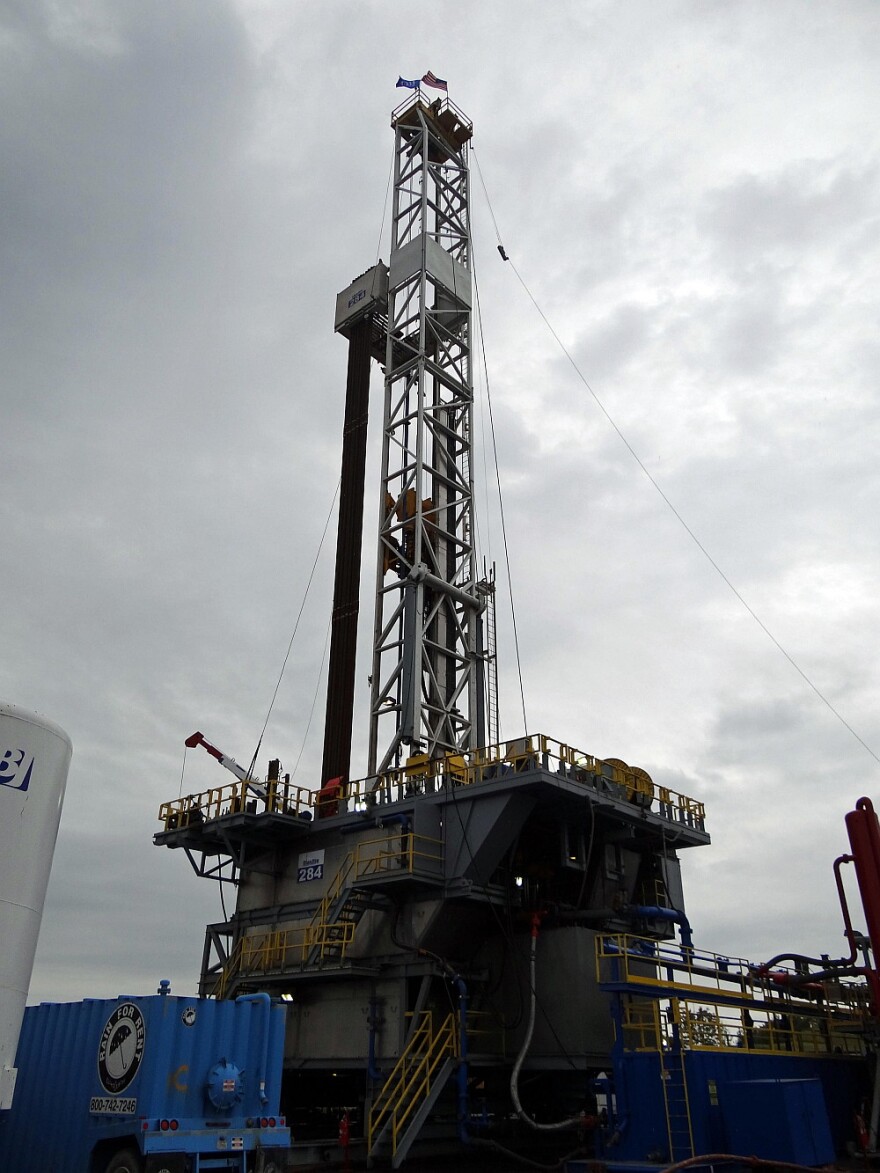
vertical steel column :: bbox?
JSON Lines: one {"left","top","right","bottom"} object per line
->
{"left": 321, "top": 316, "right": 372, "bottom": 784}
{"left": 368, "top": 97, "right": 480, "bottom": 774}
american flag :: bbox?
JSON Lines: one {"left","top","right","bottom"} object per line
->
{"left": 422, "top": 71, "right": 447, "bottom": 92}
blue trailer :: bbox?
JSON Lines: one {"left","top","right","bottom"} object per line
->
{"left": 0, "top": 986, "right": 290, "bottom": 1172}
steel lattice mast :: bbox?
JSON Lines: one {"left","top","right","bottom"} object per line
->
{"left": 368, "top": 95, "right": 484, "bottom": 775}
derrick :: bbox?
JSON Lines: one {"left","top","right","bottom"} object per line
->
{"left": 368, "top": 94, "right": 483, "bottom": 775}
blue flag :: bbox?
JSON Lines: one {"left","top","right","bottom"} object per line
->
{"left": 396, "top": 76, "right": 420, "bottom": 89}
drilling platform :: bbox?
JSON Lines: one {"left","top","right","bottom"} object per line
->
{"left": 155, "top": 94, "right": 871, "bottom": 1168}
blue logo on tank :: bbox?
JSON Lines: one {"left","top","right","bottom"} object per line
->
{"left": 0, "top": 748, "right": 34, "bottom": 792}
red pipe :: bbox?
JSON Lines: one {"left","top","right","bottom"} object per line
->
{"left": 845, "top": 798, "right": 880, "bottom": 955}
{"left": 833, "top": 853, "right": 860, "bottom": 964}
{"left": 845, "top": 797, "right": 880, "bottom": 1014}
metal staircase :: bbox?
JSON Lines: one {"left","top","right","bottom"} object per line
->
{"left": 367, "top": 1011, "right": 458, "bottom": 1168}
{"left": 306, "top": 881, "right": 371, "bottom": 966}
{"left": 212, "top": 840, "right": 420, "bottom": 995}
{"left": 305, "top": 841, "right": 415, "bottom": 964}
{"left": 210, "top": 857, "right": 369, "bottom": 997}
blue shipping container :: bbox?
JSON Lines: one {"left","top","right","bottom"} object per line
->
{"left": 720, "top": 1079, "right": 835, "bottom": 1164}
{"left": 0, "top": 990, "right": 290, "bottom": 1173}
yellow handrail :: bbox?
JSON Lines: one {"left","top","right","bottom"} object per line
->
{"left": 158, "top": 774, "right": 316, "bottom": 831}
{"left": 368, "top": 1011, "right": 458, "bottom": 1157}
{"left": 212, "top": 830, "right": 446, "bottom": 993}
{"left": 600, "top": 934, "right": 869, "bottom": 1058}
{"left": 159, "top": 733, "right": 707, "bottom": 834}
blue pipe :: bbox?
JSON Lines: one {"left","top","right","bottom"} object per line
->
{"left": 367, "top": 996, "right": 382, "bottom": 1081}
{"left": 604, "top": 993, "right": 628, "bottom": 1150}
{"left": 455, "top": 971, "right": 476, "bottom": 1144}
{"left": 629, "top": 905, "right": 693, "bottom": 952}
{"left": 236, "top": 992, "right": 271, "bottom": 1104}
{"left": 379, "top": 814, "right": 411, "bottom": 830}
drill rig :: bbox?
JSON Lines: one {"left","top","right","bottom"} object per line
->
{"left": 156, "top": 93, "right": 710, "bottom": 1166}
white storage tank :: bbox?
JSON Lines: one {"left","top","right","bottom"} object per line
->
{"left": 0, "top": 702, "right": 72, "bottom": 1110}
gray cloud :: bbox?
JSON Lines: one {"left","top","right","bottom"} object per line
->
{"left": 3, "top": 0, "right": 878, "bottom": 1007}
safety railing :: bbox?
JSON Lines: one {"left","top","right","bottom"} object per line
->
{"left": 356, "top": 829, "right": 444, "bottom": 880}
{"left": 601, "top": 935, "right": 869, "bottom": 1057}
{"left": 390, "top": 90, "right": 473, "bottom": 139}
{"left": 368, "top": 1011, "right": 458, "bottom": 1159}
{"left": 210, "top": 831, "right": 444, "bottom": 995}
{"left": 599, "top": 933, "right": 758, "bottom": 998}
{"left": 211, "top": 919, "right": 360, "bottom": 998}
{"left": 364, "top": 734, "right": 706, "bottom": 831}
{"left": 159, "top": 734, "right": 706, "bottom": 837}
{"left": 599, "top": 933, "right": 869, "bottom": 1013}
{"left": 158, "top": 774, "right": 315, "bottom": 832}
{"left": 464, "top": 1008, "right": 507, "bottom": 1057}
{"left": 620, "top": 994, "right": 865, "bottom": 1059}
{"left": 619, "top": 999, "right": 664, "bottom": 1051}
{"left": 680, "top": 997, "right": 864, "bottom": 1057}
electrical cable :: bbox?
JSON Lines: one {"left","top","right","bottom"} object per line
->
{"left": 492, "top": 835, "right": 526, "bottom": 1028}
{"left": 388, "top": 895, "right": 413, "bottom": 953}
{"left": 375, "top": 139, "right": 396, "bottom": 263}
{"left": 659, "top": 1156, "right": 837, "bottom": 1173}
{"left": 574, "top": 795, "right": 597, "bottom": 912}
{"left": 470, "top": 271, "right": 497, "bottom": 742}
{"left": 509, "top": 931, "right": 584, "bottom": 1131}
{"left": 471, "top": 146, "right": 504, "bottom": 251}
{"left": 289, "top": 613, "right": 333, "bottom": 781}
{"left": 177, "top": 744, "right": 188, "bottom": 799}
{"left": 471, "top": 319, "right": 492, "bottom": 566}
{"left": 446, "top": 780, "right": 581, "bottom": 1071}
{"left": 216, "top": 868, "right": 229, "bottom": 978}
{"left": 469, "top": 1136, "right": 588, "bottom": 1171}
{"left": 472, "top": 148, "right": 880, "bottom": 769}
{"left": 416, "top": 945, "right": 464, "bottom": 1020}
{"left": 472, "top": 244, "right": 529, "bottom": 736}
{"left": 246, "top": 477, "right": 341, "bottom": 780}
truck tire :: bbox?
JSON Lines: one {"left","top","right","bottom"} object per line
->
{"left": 105, "top": 1149, "right": 143, "bottom": 1173}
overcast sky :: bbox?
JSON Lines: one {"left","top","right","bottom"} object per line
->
{"left": 4, "top": 0, "right": 879, "bottom": 1004}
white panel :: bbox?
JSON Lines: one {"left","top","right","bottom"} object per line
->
{"left": 388, "top": 235, "right": 424, "bottom": 291}
{"left": 389, "top": 234, "right": 471, "bottom": 308}
{"left": 334, "top": 263, "right": 389, "bottom": 333}
{"left": 424, "top": 235, "right": 471, "bottom": 308}
{"left": 0, "top": 703, "right": 72, "bottom": 1108}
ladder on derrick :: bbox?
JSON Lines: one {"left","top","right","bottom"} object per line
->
{"left": 478, "top": 566, "right": 499, "bottom": 746}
